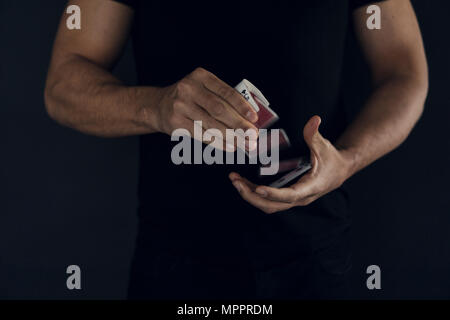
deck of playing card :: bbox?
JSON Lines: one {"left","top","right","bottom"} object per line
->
{"left": 259, "top": 157, "right": 303, "bottom": 176}
{"left": 257, "top": 129, "right": 291, "bottom": 155}
{"left": 235, "top": 79, "right": 279, "bottom": 129}
{"left": 235, "top": 79, "right": 287, "bottom": 155}
{"left": 248, "top": 128, "right": 291, "bottom": 159}
{"left": 269, "top": 158, "right": 312, "bottom": 188}
{"left": 234, "top": 79, "right": 312, "bottom": 188}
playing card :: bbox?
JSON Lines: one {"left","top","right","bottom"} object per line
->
{"left": 246, "top": 128, "right": 291, "bottom": 160}
{"left": 235, "top": 79, "right": 279, "bottom": 129}
{"left": 269, "top": 158, "right": 312, "bottom": 188}
{"left": 257, "top": 129, "right": 291, "bottom": 155}
{"left": 259, "top": 157, "right": 302, "bottom": 176}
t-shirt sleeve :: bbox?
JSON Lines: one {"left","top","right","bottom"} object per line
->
{"left": 349, "top": 0, "right": 383, "bottom": 11}
{"left": 112, "top": 0, "right": 136, "bottom": 9}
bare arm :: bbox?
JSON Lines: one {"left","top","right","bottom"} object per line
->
{"left": 337, "top": 0, "right": 429, "bottom": 175}
{"left": 45, "top": 0, "right": 258, "bottom": 147}
{"left": 230, "top": 0, "right": 428, "bottom": 214}
{"left": 44, "top": 0, "right": 156, "bottom": 137}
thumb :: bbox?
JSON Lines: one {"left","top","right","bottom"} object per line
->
{"left": 303, "top": 115, "right": 326, "bottom": 155}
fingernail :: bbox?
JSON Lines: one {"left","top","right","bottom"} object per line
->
{"left": 256, "top": 189, "right": 267, "bottom": 197}
{"left": 233, "top": 181, "right": 242, "bottom": 193}
{"left": 246, "top": 111, "right": 258, "bottom": 123}
{"left": 229, "top": 173, "right": 240, "bottom": 181}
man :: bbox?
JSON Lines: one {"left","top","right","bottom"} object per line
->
{"left": 45, "top": 0, "right": 428, "bottom": 299}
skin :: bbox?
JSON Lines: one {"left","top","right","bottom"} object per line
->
{"left": 45, "top": 0, "right": 258, "bottom": 151}
{"left": 45, "top": 0, "right": 428, "bottom": 214}
{"left": 230, "top": 0, "right": 428, "bottom": 213}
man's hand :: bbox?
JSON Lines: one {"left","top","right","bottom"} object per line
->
{"left": 229, "top": 116, "right": 353, "bottom": 214}
{"left": 156, "top": 67, "right": 259, "bottom": 151}
{"left": 229, "top": 0, "right": 428, "bottom": 214}
{"left": 45, "top": 1, "right": 259, "bottom": 142}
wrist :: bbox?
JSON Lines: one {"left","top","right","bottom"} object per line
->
{"left": 337, "top": 146, "right": 360, "bottom": 181}
{"left": 134, "top": 86, "right": 165, "bottom": 133}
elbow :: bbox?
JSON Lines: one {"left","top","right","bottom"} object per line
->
{"left": 416, "top": 61, "right": 429, "bottom": 100}
{"left": 403, "top": 73, "right": 428, "bottom": 127}
{"left": 44, "top": 79, "right": 59, "bottom": 123}
{"left": 421, "top": 73, "right": 429, "bottom": 103}
{"left": 410, "top": 56, "right": 429, "bottom": 117}
{"left": 44, "top": 76, "right": 70, "bottom": 127}
{"left": 414, "top": 71, "right": 429, "bottom": 118}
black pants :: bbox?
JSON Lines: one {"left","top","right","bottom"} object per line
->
{"left": 128, "top": 236, "right": 351, "bottom": 300}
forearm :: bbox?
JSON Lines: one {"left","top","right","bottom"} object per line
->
{"left": 44, "top": 54, "right": 161, "bottom": 137}
{"left": 337, "top": 74, "right": 428, "bottom": 177}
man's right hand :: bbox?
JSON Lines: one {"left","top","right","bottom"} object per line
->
{"left": 45, "top": 1, "right": 259, "bottom": 142}
{"left": 155, "top": 68, "right": 259, "bottom": 151}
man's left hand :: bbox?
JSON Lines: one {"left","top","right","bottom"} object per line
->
{"left": 229, "top": 116, "right": 355, "bottom": 214}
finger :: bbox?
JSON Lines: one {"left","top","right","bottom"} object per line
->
{"left": 180, "top": 101, "right": 235, "bottom": 151}
{"left": 185, "top": 114, "right": 256, "bottom": 153}
{"left": 194, "top": 120, "right": 236, "bottom": 152}
{"left": 296, "top": 194, "right": 319, "bottom": 206}
{"left": 232, "top": 179, "right": 292, "bottom": 214}
{"left": 229, "top": 172, "right": 257, "bottom": 190}
{"left": 191, "top": 84, "right": 258, "bottom": 133}
{"left": 190, "top": 85, "right": 259, "bottom": 151}
{"left": 172, "top": 116, "right": 234, "bottom": 152}
{"left": 191, "top": 68, "right": 259, "bottom": 123}
{"left": 303, "top": 115, "right": 330, "bottom": 160}
{"left": 289, "top": 173, "right": 321, "bottom": 201}
{"left": 229, "top": 171, "right": 241, "bottom": 181}
{"left": 183, "top": 101, "right": 257, "bottom": 152}
{"left": 254, "top": 186, "right": 299, "bottom": 203}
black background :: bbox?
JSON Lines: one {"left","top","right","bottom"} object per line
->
{"left": 1, "top": 1, "right": 449, "bottom": 299}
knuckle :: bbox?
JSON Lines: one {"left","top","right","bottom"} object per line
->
{"left": 239, "top": 120, "right": 252, "bottom": 130}
{"left": 172, "top": 99, "right": 185, "bottom": 112}
{"left": 169, "top": 112, "right": 183, "bottom": 128}
{"left": 218, "top": 86, "right": 232, "bottom": 100}
{"left": 175, "top": 80, "right": 191, "bottom": 96}
{"left": 210, "top": 102, "right": 224, "bottom": 117}
{"left": 193, "top": 67, "right": 208, "bottom": 78}
{"left": 237, "top": 100, "right": 249, "bottom": 112}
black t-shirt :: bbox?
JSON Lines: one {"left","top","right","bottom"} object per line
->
{"left": 114, "top": 0, "right": 377, "bottom": 267}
